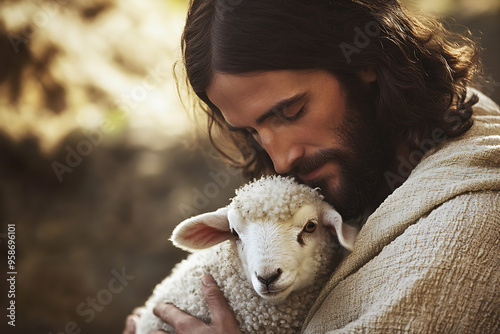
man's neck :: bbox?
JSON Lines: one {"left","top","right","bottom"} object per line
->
{"left": 371, "top": 144, "right": 421, "bottom": 214}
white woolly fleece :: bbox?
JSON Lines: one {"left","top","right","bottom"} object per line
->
{"left": 229, "top": 175, "right": 325, "bottom": 223}
{"left": 136, "top": 238, "right": 342, "bottom": 334}
{"left": 135, "top": 175, "right": 346, "bottom": 334}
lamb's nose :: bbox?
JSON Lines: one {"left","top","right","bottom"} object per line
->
{"left": 256, "top": 268, "right": 282, "bottom": 287}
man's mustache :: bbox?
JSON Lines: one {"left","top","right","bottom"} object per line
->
{"left": 288, "top": 148, "right": 349, "bottom": 177}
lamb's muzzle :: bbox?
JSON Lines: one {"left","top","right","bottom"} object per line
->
{"left": 257, "top": 268, "right": 282, "bottom": 288}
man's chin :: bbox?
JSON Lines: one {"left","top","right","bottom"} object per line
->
{"left": 313, "top": 176, "right": 370, "bottom": 221}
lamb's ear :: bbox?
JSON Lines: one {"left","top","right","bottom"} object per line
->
{"left": 170, "top": 207, "right": 231, "bottom": 252}
{"left": 320, "top": 204, "right": 359, "bottom": 251}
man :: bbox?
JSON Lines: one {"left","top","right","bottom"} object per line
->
{"left": 124, "top": 0, "right": 500, "bottom": 332}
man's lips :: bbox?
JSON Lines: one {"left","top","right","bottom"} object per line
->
{"left": 297, "top": 164, "right": 325, "bottom": 181}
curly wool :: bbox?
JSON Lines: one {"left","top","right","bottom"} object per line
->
{"left": 135, "top": 175, "right": 342, "bottom": 334}
{"left": 137, "top": 238, "right": 342, "bottom": 334}
{"left": 230, "top": 175, "right": 325, "bottom": 222}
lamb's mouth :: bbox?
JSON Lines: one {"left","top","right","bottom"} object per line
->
{"left": 259, "top": 284, "right": 293, "bottom": 301}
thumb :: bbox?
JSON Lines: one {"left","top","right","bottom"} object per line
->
{"left": 201, "top": 273, "right": 235, "bottom": 324}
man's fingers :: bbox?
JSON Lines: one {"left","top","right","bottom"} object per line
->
{"left": 201, "top": 274, "right": 239, "bottom": 327}
{"left": 151, "top": 276, "right": 240, "bottom": 334}
{"left": 132, "top": 307, "right": 145, "bottom": 316}
{"left": 153, "top": 302, "right": 185, "bottom": 324}
{"left": 122, "top": 314, "right": 139, "bottom": 334}
{"left": 153, "top": 302, "right": 206, "bottom": 333}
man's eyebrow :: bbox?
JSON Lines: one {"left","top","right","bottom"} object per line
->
{"left": 226, "top": 91, "right": 308, "bottom": 131}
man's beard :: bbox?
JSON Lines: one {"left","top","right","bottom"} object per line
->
{"left": 290, "top": 81, "right": 392, "bottom": 221}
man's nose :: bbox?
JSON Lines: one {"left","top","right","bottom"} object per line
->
{"left": 259, "top": 129, "right": 303, "bottom": 174}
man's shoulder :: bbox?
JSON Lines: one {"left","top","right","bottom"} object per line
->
{"left": 468, "top": 87, "right": 500, "bottom": 117}
{"left": 419, "top": 190, "right": 500, "bottom": 226}
{"left": 410, "top": 87, "right": 500, "bottom": 188}
{"left": 303, "top": 190, "right": 500, "bottom": 334}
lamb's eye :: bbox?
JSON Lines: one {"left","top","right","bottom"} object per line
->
{"left": 231, "top": 228, "right": 239, "bottom": 240}
{"left": 303, "top": 220, "right": 317, "bottom": 233}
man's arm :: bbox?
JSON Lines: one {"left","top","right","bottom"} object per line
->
{"left": 304, "top": 191, "right": 500, "bottom": 333}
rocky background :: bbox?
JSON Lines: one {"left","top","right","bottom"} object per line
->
{"left": 0, "top": 0, "right": 498, "bottom": 333}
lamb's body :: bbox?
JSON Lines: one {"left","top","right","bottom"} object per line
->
{"left": 136, "top": 176, "right": 357, "bottom": 334}
{"left": 137, "top": 238, "right": 342, "bottom": 333}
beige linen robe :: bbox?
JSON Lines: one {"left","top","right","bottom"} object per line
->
{"left": 303, "top": 90, "right": 500, "bottom": 333}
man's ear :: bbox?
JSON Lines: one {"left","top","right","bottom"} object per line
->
{"left": 320, "top": 204, "right": 359, "bottom": 251}
{"left": 170, "top": 207, "right": 231, "bottom": 252}
{"left": 358, "top": 67, "right": 377, "bottom": 83}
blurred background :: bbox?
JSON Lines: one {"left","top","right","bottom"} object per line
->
{"left": 0, "top": 0, "right": 498, "bottom": 333}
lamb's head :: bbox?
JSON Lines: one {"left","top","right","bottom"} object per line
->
{"left": 171, "top": 175, "right": 359, "bottom": 303}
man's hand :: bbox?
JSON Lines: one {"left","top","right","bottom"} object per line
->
{"left": 122, "top": 307, "right": 144, "bottom": 334}
{"left": 152, "top": 273, "right": 241, "bottom": 334}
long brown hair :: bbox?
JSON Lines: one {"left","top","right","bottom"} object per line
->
{"left": 179, "top": 0, "right": 481, "bottom": 178}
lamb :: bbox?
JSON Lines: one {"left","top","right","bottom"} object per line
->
{"left": 136, "top": 175, "right": 359, "bottom": 334}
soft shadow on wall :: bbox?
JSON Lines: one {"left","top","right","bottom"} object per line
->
{"left": 0, "top": 0, "right": 498, "bottom": 333}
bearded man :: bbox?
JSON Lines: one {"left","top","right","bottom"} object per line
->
{"left": 125, "top": 1, "right": 499, "bottom": 333}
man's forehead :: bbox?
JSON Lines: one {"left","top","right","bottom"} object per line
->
{"left": 206, "top": 71, "right": 312, "bottom": 127}
{"left": 207, "top": 72, "right": 289, "bottom": 105}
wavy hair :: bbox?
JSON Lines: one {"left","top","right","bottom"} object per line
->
{"left": 179, "top": 0, "right": 481, "bottom": 178}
